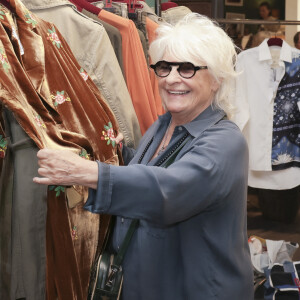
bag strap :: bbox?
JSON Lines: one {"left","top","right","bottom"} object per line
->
{"left": 104, "top": 219, "right": 139, "bottom": 289}
{"left": 113, "top": 219, "right": 139, "bottom": 267}
{"left": 104, "top": 134, "right": 191, "bottom": 288}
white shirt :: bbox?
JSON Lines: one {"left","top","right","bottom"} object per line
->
{"left": 234, "top": 39, "right": 300, "bottom": 189}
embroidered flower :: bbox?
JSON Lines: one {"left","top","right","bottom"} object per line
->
{"left": 0, "top": 47, "right": 10, "bottom": 73}
{"left": 0, "top": 135, "right": 7, "bottom": 158}
{"left": 47, "top": 26, "right": 62, "bottom": 49}
{"left": 0, "top": 6, "right": 6, "bottom": 20}
{"left": 71, "top": 226, "right": 78, "bottom": 240}
{"left": 79, "top": 149, "right": 90, "bottom": 160}
{"left": 34, "top": 114, "right": 46, "bottom": 128}
{"left": 79, "top": 68, "right": 88, "bottom": 81}
{"left": 24, "top": 12, "right": 37, "bottom": 27}
{"left": 101, "top": 122, "right": 116, "bottom": 147}
{"left": 51, "top": 91, "right": 71, "bottom": 107}
{"left": 49, "top": 185, "right": 65, "bottom": 197}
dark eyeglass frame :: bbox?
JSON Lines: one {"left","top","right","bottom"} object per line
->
{"left": 150, "top": 60, "right": 208, "bottom": 79}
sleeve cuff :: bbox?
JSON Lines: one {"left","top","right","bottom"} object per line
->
{"left": 84, "top": 161, "right": 113, "bottom": 213}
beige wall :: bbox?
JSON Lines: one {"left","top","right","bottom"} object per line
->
{"left": 285, "top": 0, "right": 300, "bottom": 47}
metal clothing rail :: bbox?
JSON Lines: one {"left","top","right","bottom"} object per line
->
{"left": 155, "top": 0, "right": 161, "bottom": 17}
{"left": 216, "top": 19, "right": 300, "bottom": 26}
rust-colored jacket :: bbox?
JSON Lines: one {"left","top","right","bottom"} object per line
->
{"left": 0, "top": 0, "right": 118, "bottom": 299}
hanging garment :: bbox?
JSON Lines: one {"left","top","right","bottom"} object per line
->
{"left": 272, "top": 61, "right": 300, "bottom": 170}
{"left": 161, "top": 6, "right": 192, "bottom": 25}
{"left": 0, "top": 0, "right": 119, "bottom": 299}
{"left": 21, "top": 0, "right": 141, "bottom": 149}
{"left": 146, "top": 16, "right": 164, "bottom": 116}
{"left": 81, "top": 8, "right": 125, "bottom": 76}
{"left": 133, "top": 9, "right": 149, "bottom": 64}
{"left": 137, "top": 27, "right": 148, "bottom": 64}
{"left": 137, "top": 1, "right": 165, "bottom": 24}
{"left": 234, "top": 39, "right": 300, "bottom": 190}
{"left": 97, "top": 8, "right": 159, "bottom": 134}
{"left": 0, "top": 109, "right": 48, "bottom": 300}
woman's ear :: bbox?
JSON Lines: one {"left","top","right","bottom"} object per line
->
{"left": 211, "top": 78, "right": 221, "bottom": 93}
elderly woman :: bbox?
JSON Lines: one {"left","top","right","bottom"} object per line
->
{"left": 34, "top": 13, "right": 253, "bottom": 300}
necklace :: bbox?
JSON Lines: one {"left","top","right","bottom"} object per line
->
{"left": 157, "top": 118, "right": 172, "bottom": 156}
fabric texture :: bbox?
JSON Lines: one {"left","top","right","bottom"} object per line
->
{"left": 234, "top": 39, "right": 300, "bottom": 189}
{"left": 0, "top": 0, "right": 119, "bottom": 298}
{"left": 85, "top": 106, "right": 254, "bottom": 300}
{"left": 21, "top": 0, "right": 141, "bottom": 148}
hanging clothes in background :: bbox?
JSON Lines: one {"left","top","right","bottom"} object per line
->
{"left": 161, "top": 6, "right": 192, "bottom": 26}
{"left": 0, "top": 0, "right": 121, "bottom": 299}
{"left": 81, "top": 9, "right": 125, "bottom": 75}
{"left": 93, "top": 4, "right": 159, "bottom": 134}
{"left": 234, "top": 39, "right": 300, "bottom": 223}
{"left": 137, "top": 0, "right": 165, "bottom": 24}
{"left": 234, "top": 39, "right": 300, "bottom": 190}
{"left": 0, "top": 0, "right": 165, "bottom": 298}
{"left": 21, "top": 0, "right": 141, "bottom": 149}
{"left": 146, "top": 16, "right": 164, "bottom": 115}
{"left": 72, "top": 0, "right": 164, "bottom": 133}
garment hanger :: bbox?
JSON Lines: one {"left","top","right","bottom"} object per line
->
{"left": 267, "top": 37, "right": 283, "bottom": 47}
{"left": 101, "top": 0, "right": 117, "bottom": 13}
{"left": 69, "top": 0, "right": 101, "bottom": 15}
{"left": 82, "top": 0, "right": 143, "bottom": 19}
{"left": 267, "top": 32, "right": 283, "bottom": 47}
{"left": 86, "top": 0, "right": 142, "bottom": 18}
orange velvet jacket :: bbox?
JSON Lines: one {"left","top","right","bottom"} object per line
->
{"left": 0, "top": 0, "right": 119, "bottom": 298}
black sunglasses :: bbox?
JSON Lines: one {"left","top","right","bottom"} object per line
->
{"left": 150, "top": 61, "right": 208, "bottom": 79}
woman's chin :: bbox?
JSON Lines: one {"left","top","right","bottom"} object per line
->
{"left": 164, "top": 104, "right": 185, "bottom": 115}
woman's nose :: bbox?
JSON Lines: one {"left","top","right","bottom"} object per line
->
{"left": 165, "top": 66, "right": 181, "bottom": 83}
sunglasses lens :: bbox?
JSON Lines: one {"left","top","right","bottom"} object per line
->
{"left": 155, "top": 61, "right": 171, "bottom": 77}
{"left": 178, "top": 63, "right": 195, "bottom": 78}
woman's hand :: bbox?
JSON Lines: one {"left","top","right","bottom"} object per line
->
{"left": 33, "top": 149, "right": 99, "bottom": 189}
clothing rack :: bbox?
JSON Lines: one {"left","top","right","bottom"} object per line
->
{"left": 216, "top": 19, "right": 300, "bottom": 26}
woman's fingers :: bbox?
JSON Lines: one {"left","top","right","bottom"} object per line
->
{"left": 37, "top": 148, "right": 55, "bottom": 159}
{"left": 34, "top": 148, "right": 99, "bottom": 189}
{"left": 34, "top": 149, "right": 80, "bottom": 185}
{"left": 33, "top": 175, "right": 54, "bottom": 185}
{"left": 115, "top": 132, "right": 124, "bottom": 144}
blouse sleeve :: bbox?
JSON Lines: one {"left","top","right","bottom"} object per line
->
{"left": 121, "top": 145, "right": 136, "bottom": 165}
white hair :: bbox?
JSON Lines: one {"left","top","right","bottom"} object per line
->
{"left": 149, "top": 13, "right": 238, "bottom": 119}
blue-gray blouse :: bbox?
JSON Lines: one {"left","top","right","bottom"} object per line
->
{"left": 85, "top": 106, "right": 254, "bottom": 300}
